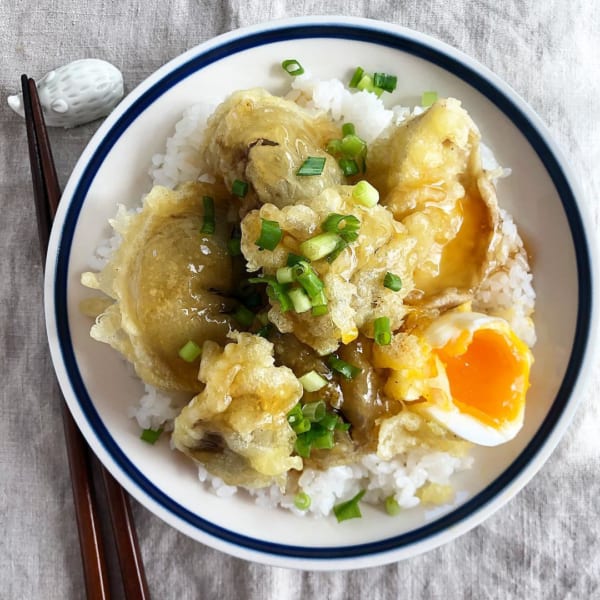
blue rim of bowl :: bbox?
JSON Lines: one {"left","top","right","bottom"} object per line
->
{"left": 53, "top": 22, "right": 592, "bottom": 560}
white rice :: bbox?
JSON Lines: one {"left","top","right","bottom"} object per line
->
{"left": 116, "top": 73, "right": 536, "bottom": 517}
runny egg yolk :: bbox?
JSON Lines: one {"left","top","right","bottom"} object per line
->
{"left": 435, "top": 328, "right": 530, "bottom": 427}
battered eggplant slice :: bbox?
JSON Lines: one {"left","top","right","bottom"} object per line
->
{"left": 368, "top": 98, "right": 501, "bottom": 309}
{"left": 200, "top": 88, "right": 344, "bottom": 209}
{"left": 81, "top": 182, "right": 236, "bottom": 392}
{"left": 172, "top": 333, "right": 303, "bottom": 488}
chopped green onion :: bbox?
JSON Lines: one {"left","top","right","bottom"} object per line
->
{"left": 339, "top": 158, "right": 359, "bottom": 177}
{"left": 286, "top": 252, "right": 306, "bottom": 267}
{"left": 140, "top": 427, "right": 163, "bottom": 445}
{"left": 288, "top": 288, "right": 311, "bottom": 313}
{"left": 281, "top": 58, "right": 305, "bottom": 76}
{"left": 326, "top": 139, "right": 343, "bottom": 156}
{"left": 311, "top": 304, "right": 329, "bottom": 317}
{"left": 248, "top": 276, "right": 292, "bottom": 312}
{"left": 311, "top": 429, "right": 334, "bottom": 450}
{"left": 302, "top": 400, "right": 327, "bottom": 422}
{"left": 356, "top": 74, "right": 384, "bottom": 97}
{"left": 356, "top": 73, "right": 374, "bottom": 91}
{"left": 178, "top": 340, "right": 202, "bottom": 362}
{"left": 287, "top": 403, "right": 303, "bottom": 426}
{"left": 421, "top": 91, "right": 438, "bottom": 107}
{"left": 300, "top": 232, "right": 341, "bottom": 261}
{"left": 326, "top": 238, "right": 348, "bottom": 263}
{"left": 276, "top": 266, "right": 294, "bottom": 284}
{"left": 327, "top": 355, "right": 362, "bottom": 380}
{"left": 336, "top": 418, "right": 351, "bottom": 431}
{"left": 294, "top": 491, "right": 311, "bottom": 510}
{"left": 373, "top": 72, "right": 398, "bottom": 93}
{"left": 227, "top": 238, "right": 241, "bottom": 256}
{"left": 322, "top": 213, "right": 360, "bottom": 243}
{"left": 294, "top": 417, "right": 311, "bottom": 434}
{"left": 352, "top": 180, "right": 379, "bottom": 207}
{"left": 385, "top": 495, "right": 401, "bottom": 516}
{"left": 297, "top": 156, "right": 326, "bottom": 176}
{"left": 342, "top": 122, "right": 356, "bottom": 136}
{"left": 341, "top": 134, "right": 366, "bottom": 158}
{"left": 255, "top": 218, "right": 282, "bottom": 251}
{"left": 333, "top": 490, "right": 366, "bottom": 523}
{"left": 298, "top": 371, "right": 328, "bottom": 392}
{"left": 311, "top": 286, "right": 329, "bottom": 314}
{"left": 374, "top": 316, "right": 392, "bottom": 346}
{"left": 200, "top": 196, "right": 215, "bottom": 234}
{"left": 349, "top": 66, "right": 365, "bottom": 88}
{"left": 294, "top": 435, "right": 312, "bottom": 458}
{"left": 233, "top": 305, "right": 255, "bottom": 327}
{"left": 383, "top": 272, "right": 402, "bottom": 291}
{"left": 319, "top": 413, "right": 339, "bottom": 431}
{"left": 292, "top": 261, "right": 324, "bottom": 298}
{"left": 232, "top": 179, "right": 249, "bottom": 197}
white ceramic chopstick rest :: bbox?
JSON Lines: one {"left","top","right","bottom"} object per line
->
{"left": 7, "top": 59, "right": 124, "bottom": 128}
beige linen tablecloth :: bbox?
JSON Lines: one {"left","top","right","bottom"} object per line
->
{"left": 1, "top": 1, "right": 599, "bottom": 598}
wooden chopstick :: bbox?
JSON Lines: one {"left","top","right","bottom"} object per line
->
{"left": 21, "top": 75, "right": 150, "bottom": 600}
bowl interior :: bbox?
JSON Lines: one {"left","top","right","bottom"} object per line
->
{"left": 46, "top": 20, "right": 588, "bottom": 567}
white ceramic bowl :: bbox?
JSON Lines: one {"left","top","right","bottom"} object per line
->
{"left": 44, "top": 16, "right": 597, "bottom": 570}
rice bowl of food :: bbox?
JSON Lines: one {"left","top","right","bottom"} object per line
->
{"left": 44, "top": 16, "right": 596, "bottom": 569}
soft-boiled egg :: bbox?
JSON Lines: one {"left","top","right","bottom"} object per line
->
{"left": 420, "top": 310, "right": 533, "bottom": 446}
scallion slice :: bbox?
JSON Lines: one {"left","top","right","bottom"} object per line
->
{"left": 352, "top": 180, "right": 379, "bottom": 207}
{"left": 383, "top": 272, "right": 402, "bottom": 291}
{"left": 140, "top": 427, "right": 163, "bottom": 445}
{"left": 255, "top": 218, "right": 282, "bottom": 251}
{"left": 276, "top": 266, "right": 294, "bottom": 284}
{"left": 356, "top": 73, "right": 374, "bottom": 91}
{"left": 326, "top": 139, "right": 343, "bottom": 157}
{"left": 341, "top": 122, "right": 356, "bottom": 136}
{"left": 311, "top": 429, "right": 334, "bottom": 450}
{"left": 297, "top": 156, "right": 326, "bottom": 176}
{"left": 294, "top": 491, "right": 311, "bottom": 510}
{"left": 373, "top": 72, "right": 398, "bottom": 93}
{"left": 286, "top": 252, "right": 306, "bottom": 267}
{"left": 325, "top": 238, "right": 348, "bottom": 263}
{"left": 348, "top": 66, "right": 365, "bottom": 88}
{"left": 339, "top": 158, "right": 359, "bottom": 177}
{"left": 374, "top": 316, "right": 392, "bottom": 346}
{"left": 327, "top": 355, "right": 362, "bottom": 380}
{"left": 281, "top": 58, "right": 305, "bottom": 76}
{"left": 319, "top": 413, "right": 339, "bottom": 431}
{"left": 333, "top": 490, "right": 366, "bottom": 522}
{"left": 233, "top": 305, "right": 255, "bottom": 328}
{"left": 341, "top": 134, "right": 366, "bottom": 158}
{"left": 311, "top": 304, "right": 329, "bottom": 317}
{"left": 302, "top": 400, "right": 326, "bottom": 422}
{"left": 385, "top": 495, "right": 401, "bottom": 516}
{"left": 287, "top": 403, "right": 303, "bottom": 426}
{"left": 421, "top": 90, "right": 438, "bottom": 107}
{"left": 298, "top": 371, "right": 328, "bottom": 393}
{"left": 292, "top": 261, "right": 324, "bottom": 298}
{"left": 322, "top": 213, "right": 360, "bottom": 243}
{"left": 178, "top": 340, "right": 202, "bottom": 363}
{"left": 200, "top": 196, "right": 215, "bottom": 234}
{"left": 299, "top": 232, "right": 341, "bottom": 261}
{"left": 288, "top": 288, "right": 311, "bottom": 313}
{"left": 231, "top": 179, "right": 248, "bottom": 197}
{"left": 248, "top": 276, "right": 292, "bottom": 312}
{"left": 294, "top": 435, "right": 312, "bottom": 458}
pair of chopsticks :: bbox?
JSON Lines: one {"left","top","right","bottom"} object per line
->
{"left": 21, "top": 75, "right": 150, "bottom": 600}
